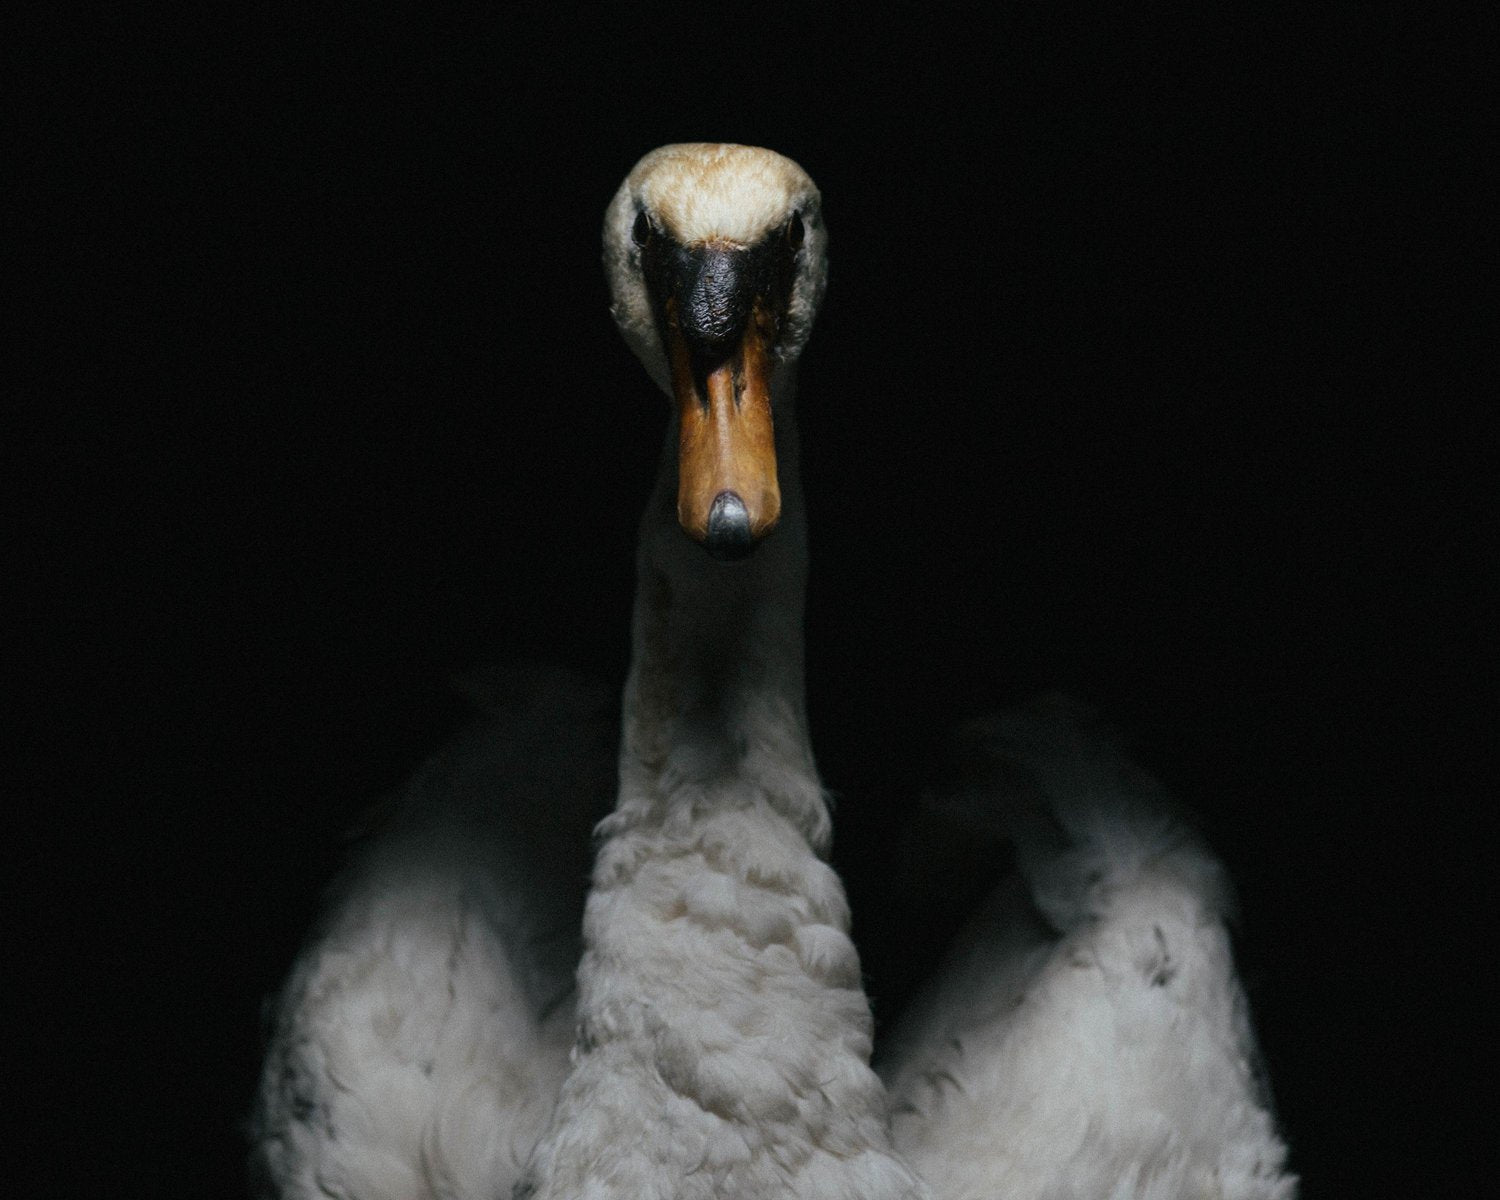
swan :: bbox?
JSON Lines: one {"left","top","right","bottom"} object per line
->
{"left": 252, "top": 141, "right": 1293, "bottom": 1200}
{"left": 878, "top": 694, "right": 1297, "bottom": 1199}
{"left": 514, "top": 143, "right": 925, "bottom": 1199}
{"left": 249, "top": 665, "right": 616, "bottom": 1199}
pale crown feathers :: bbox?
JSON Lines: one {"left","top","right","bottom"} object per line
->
{"left": 602, "top": 143, "right": 828, "bottom": 396}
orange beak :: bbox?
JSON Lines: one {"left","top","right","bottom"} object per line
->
{"left": 665, "top": 296, "right": 781, "bottom": 558}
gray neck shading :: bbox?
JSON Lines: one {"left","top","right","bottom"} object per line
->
{"left": 606, "top": 391, "right": 830, "bottom": 855}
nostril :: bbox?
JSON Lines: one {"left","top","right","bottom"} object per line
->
{"left": 704, "top": 492, "right": 754, "bottom": 561}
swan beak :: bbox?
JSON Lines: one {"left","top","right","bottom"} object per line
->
{"left": 667, "top": 298, "right": 781, "bottom": 560}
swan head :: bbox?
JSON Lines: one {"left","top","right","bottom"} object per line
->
{"left": 604, "top": 144, "right": 827, "bottom": 560}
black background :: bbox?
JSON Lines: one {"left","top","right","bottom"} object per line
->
{"left": 16, "top": 4, "right": 1485, "bottom": 1196}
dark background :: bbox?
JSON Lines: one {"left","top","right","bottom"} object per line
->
{"left": 16, "top": 4, "right": 1484, "bottom": 1196}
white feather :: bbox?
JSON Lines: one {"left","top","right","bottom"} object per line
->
{"left": 250, "top": 667, "right": 615, "bottom": 1200}
{"left": 880, "top": 695, "right": 1296, "bottom": 1200}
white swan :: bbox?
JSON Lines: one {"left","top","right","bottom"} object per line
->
{"left": 252, "top": 142, "right": 1294, "bottom": 1200}
{"left": 515, "top": 143, "right": 925, "bottom": 1199}
{"left": 878, "top": 694, "right": 1297, "bottom": 1199}
{"left": 249, "top": 666, "right": 616, "bottom": 1199}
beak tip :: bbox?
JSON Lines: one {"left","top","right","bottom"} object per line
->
{"left": 703, "top": 491, "right": 755, "bottom": 561}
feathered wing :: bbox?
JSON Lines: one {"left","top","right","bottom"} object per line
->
{"left": 880, "top": 694, "right": 1296, "bottom": 1200}
{"left": 250, "top": 666, "right": 616, "bottom": 1200}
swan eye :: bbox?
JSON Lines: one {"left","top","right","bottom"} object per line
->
{"left": 632, "top": 211, "right": 652, "bottom": 248}
{"left": 786, "top": 211, "right": 804, "bottom": 250}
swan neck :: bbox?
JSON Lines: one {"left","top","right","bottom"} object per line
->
{"left": 616, "top": 387, "right": 826, "bottom": 849}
